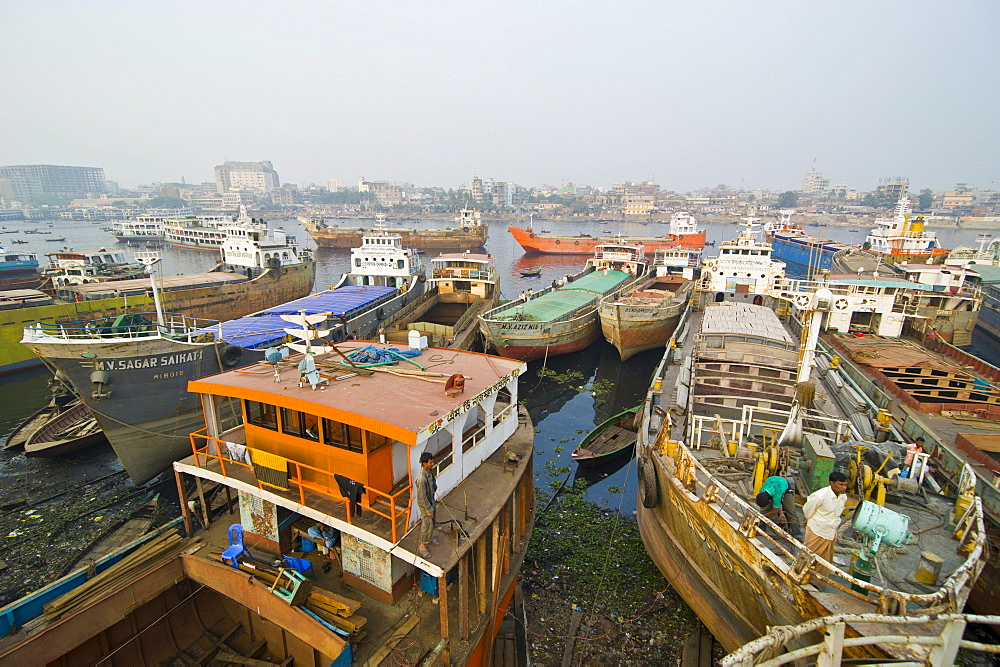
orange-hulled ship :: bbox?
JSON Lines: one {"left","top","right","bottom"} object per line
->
{"left": 509, "top": 211, "right": 706, "bottom": 255}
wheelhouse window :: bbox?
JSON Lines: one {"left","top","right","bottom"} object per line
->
{"left": 245, "top": 400, "right": 278, "bottom": 431}
{"left": 323, "top": 419, "right": 364, "bottom": 453}
{"left": 281, "top": 407, "right": 319, "bottom": 441}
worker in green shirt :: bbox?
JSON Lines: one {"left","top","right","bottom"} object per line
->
{"left": 755, "top": 476, "right": 790, "bottom": 530}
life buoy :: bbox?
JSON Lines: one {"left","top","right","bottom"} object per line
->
{"left": 639, "top": 457, "right": 659, "bottom": 508}
{"left": 462, "top": 227, "right": 470, "bottom": 232}
{"left": 555, "top": 240, "right": 560, "bottom": 245}
{"left": 220, "top": 344, "right": 243, "bottom": 368}
{"left": 529, "top": 233, "right": 535, "bottom": 238}
{"left": 574, "top": 240, "right": 580, "bottom": 246}
{"left": 834, "top": 298, "right": 850, "bottom": 311}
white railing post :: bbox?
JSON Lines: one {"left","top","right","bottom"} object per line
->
{"left": 927, "top": 618, "right": 966, "bottom": 665}
{"left": 816, "top": 621, "right": 845, "bottom": 667}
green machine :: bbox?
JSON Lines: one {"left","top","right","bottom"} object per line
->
{"left": 799, "top": 433, "right": 837, "bottom": 493}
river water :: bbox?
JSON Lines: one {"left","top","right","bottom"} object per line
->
{"left": 1, "top": 215, "right": 997, "bottom": 513}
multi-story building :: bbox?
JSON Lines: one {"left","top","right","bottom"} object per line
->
{"left": 214, "top": 161, "right": 280, "bottom": 194}
{"left": 471, "top": 176, "right": 484, "bottom": 202}
{"left": 0, "top": 164, "right": 106, "bottom": 203}
{"left": 322, "top": 178, "right": 346, "bottom": 191}
{"left": 358, "top": 177, "right": 411, "bottom": 206}
{"left": 800, "top": 167, "right": 830, "bottom": 197}
{"left": 874, "top": 177, "right": 909, "bottom": 204}
{"left": 623, "top": 196, "right": 656, "bottom": 216}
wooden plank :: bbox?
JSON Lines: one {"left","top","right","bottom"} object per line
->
{"left": 560, "top": 610, "right": 583, "bottom": 667}
{"left": 362, "top": 614, "right": 420, "bottom": 667}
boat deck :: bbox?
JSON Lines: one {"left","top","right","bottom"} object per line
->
{"left": 488, "top": 270, "right": 628, "bottom": 321}
{"left": 68, "top": 271, "right": 250, "bottom": 298}
{"left": 651, "top": 305, "right": 974, "bottom": 605}
{"left": 177, "top": 408, "right": 534, "bottom": 665}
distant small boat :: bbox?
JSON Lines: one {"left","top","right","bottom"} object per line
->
{"left": 705, "top": 240, "right": 716, "bottom": 246}
{"left": 11, "top": 239, "right": 27, "bottom": 244}
{"left": 520, "top": 267, "right": 542, "bottom": 277}
{"left": 45, "top": 237, "right": 67, "bottom": 242}
{"left": 24, "top": 398, "right": 108, "bottom": 457}
{"left": 571, "top": 406, "right": 640, "bottom": 466}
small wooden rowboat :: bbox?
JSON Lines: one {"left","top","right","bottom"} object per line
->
{"left": 519, "top": 267, "right": 542, "bottom": 277}
{"left": 24, "top": 398, "right": 108, "bottom": 457}
{"left": 571, "top": 406, "right": 640, "bottom": 466}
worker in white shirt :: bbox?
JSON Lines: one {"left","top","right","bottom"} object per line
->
{"left": 802, "top": 471, "right": 849, "bottom": 587}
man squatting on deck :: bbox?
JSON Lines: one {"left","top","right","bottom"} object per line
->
{"left": 803, "top": 472, "right": 849, "bottom": 587}
{"left": 416, "top": 451, "right": 438, "bottom": 558}
{"left": 755, "top": 475, "right": 797, "bottom": 536}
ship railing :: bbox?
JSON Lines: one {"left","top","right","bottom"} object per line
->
{"left": 655, "top": 425, "right": 986, "bottom": 616}
{"left": 720, "top": 613, "right": 1000, "bottom": 666}
{"left": 27, "top": 313, "right": 222, "bottom": 341}
{"left": 380, "top": 286, "right": 439, "bottom": 329}
{"left": 430, "top": 268, "right": 489, "bottom": 280}
{"left": 189, "top": 430, "right": 412, "bottom": 543}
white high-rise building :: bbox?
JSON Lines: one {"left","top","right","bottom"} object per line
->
{"left": 214, "top": 161, "right": 280, "bottom": 194}
{"left": 323, "top": 178, "right": 346, "bottom": 191}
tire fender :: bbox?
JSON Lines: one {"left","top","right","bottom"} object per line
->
{"left": 639, "top": 456, "right": 660, "bottom": 508}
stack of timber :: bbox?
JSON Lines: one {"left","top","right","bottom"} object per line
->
{"left": 42, "top": 531, "right": 197, "bottom": 623}
{"left": 236, "top": 561, "right": 368, "bottom": 640}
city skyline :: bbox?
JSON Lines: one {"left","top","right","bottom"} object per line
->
{"left": 3, "top": 2, "right": 997, "bottom": 193}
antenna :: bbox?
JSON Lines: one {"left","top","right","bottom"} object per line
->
{"left": 134, "top": 251, "right": 164, "bottom": 330}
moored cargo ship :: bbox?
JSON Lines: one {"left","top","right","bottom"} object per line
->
{"left": 478, "top": 242, "right": 647, "bottom": 361}
{"left": 303, "top": 209, "right": 488, "bottom": 249}
{"left": 509, "top": 211, "right": 706, "bottom": 256}
{"left": 634, "top": 221, "right": 988, "bottom": 660}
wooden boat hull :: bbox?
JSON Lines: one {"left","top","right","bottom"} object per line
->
{"left": 484, "top": 311, "right": 603, "bottom": 362}
{"left": 0, "top": 552, "right": 347, "bottom": 666}
{"left": 571, "top": 407, "right": 639, "bottom": 466}
{"left": 23, "top": 399, "right": 107, "bottom": 457}
{"left": 509, "top": 226, "right": 705, "bottom": 256}
{"left": 305, "top": 223, "right": 488, "bottom": 249}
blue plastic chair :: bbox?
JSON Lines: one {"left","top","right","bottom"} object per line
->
{"left": 282, "top": 555, "right": 314, "bottom": 579}
{"left": 221, "top": 524, "right": 253, "bottom": 569}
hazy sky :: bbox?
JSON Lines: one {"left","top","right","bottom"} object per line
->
{"left": 3, "top": 1, "right": 997, "bottom": 193}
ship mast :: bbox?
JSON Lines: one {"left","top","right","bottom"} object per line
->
{"left": 134, "top": 251, "right": 165, "bottom": 330}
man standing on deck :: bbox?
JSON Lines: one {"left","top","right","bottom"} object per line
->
{"left": 415, "top": 452, "right": 438, "bottom": 558}
{"left": 803, "top": 472, "right": 849, "bottom": 588}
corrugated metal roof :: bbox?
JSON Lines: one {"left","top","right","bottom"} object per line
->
{"left": 970, "top": 263, "right": 1000, "bottom": 284}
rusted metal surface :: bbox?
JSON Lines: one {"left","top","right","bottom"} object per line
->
{"left": 307, "top": 225, "right": 488, "bottom": 249}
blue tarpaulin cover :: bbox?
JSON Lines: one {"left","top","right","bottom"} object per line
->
{"left": 261, "top": 286, "right": 395, "bottom": 317}
{"left": 201, "top": 315, "right": 289, "bottom": 349}
{"left": 197, "top": 286, "right": 397, "bottom": 349}
{"left": 347, "top": 344, "right": 422, "bottom": 364}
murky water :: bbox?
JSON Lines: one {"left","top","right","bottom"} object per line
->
{"left": 1, "top": 215, "right": 996, "bottom": 511}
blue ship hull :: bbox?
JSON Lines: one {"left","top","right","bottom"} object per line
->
{"left": 767, "top": 233, "right": 851, "bottom": 272}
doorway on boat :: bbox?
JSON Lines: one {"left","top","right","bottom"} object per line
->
{"left": 715, "top": 292, "right": 725, "bottom": 302}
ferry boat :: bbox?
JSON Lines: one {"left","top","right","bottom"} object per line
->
{"left": 633, "top": 223, "right": 988, "bottom": 660}
{"left": 379, "top": 250, "right": 500, "bottom": 350}
{"left": 764, "top": 210, "right": 854, "bottom": 276}
{"left": 862, "top": 196, "right": 949, "bottom": 264}
{"left": 0, "top": 246, "right": 41, "bottom": 290}
{"left": 21, "top": 227, "right": 420, "bottom": 482}
{"left": 598, "top": 247, "right": 699, "bottom": 361}
{"left": 508, "top": 211, "right": 706, "bottom": 256}
{"left": 478, "top": 242, "right": 647, "bottom": 361}
{"left": 39, "top": 248, "right": 146, "bottom": 291}
{"left": 164, "top": 210, "right": 253, "bottom": 250}
{"left": 159, "top": 340, "right": 534, "bottom": 665}
{"left": 110, "top": 208, "right": 193, "bottom": 242}
{"left": 303, "top": 208, "right": 488, "bottom": 250}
